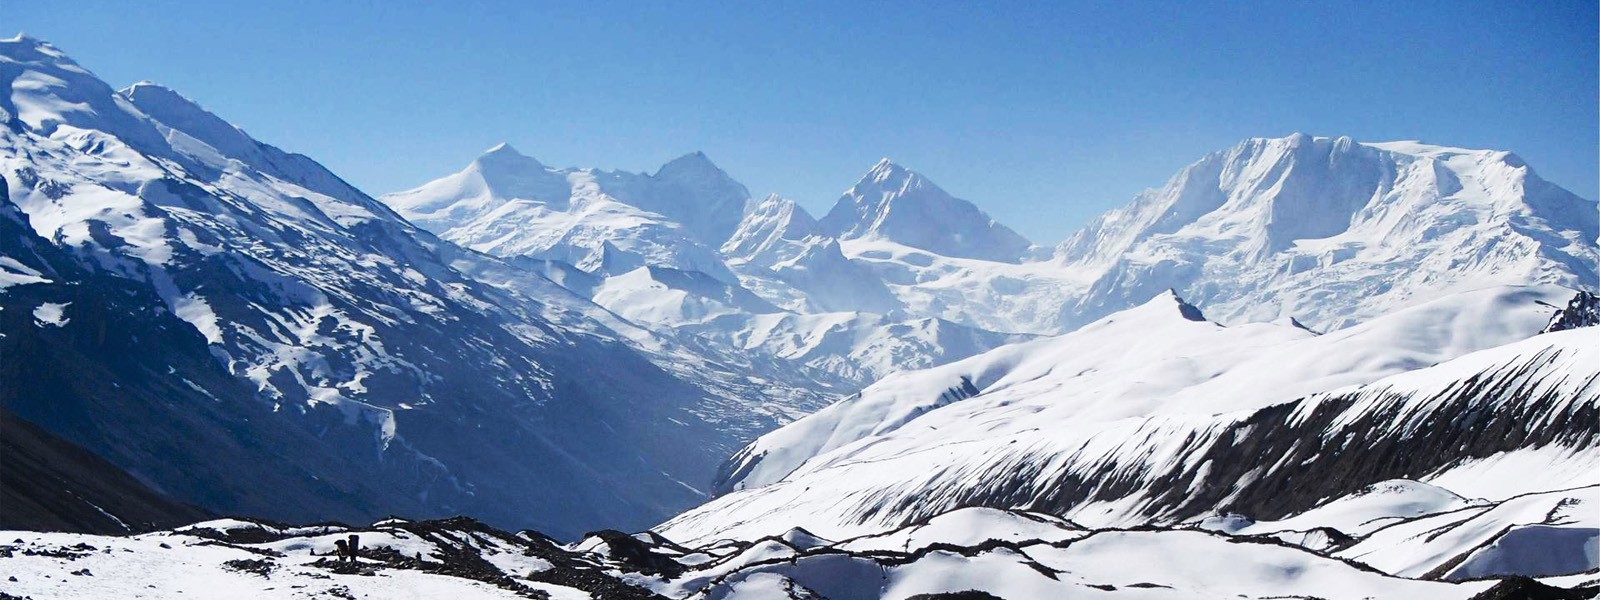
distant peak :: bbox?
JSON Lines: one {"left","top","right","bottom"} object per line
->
{"left": 124, "top": 80, "right": 170, "bottom": 92}
{"left": 822, "top": 157, "right": 1031, "bottom": 261}
{"left": 653, "top": 151, "right": 735, "bottom": 185}
{"left": 867, "top": 157, "right": 909, "bottom": 181}
{"left": 854, "top": 158, "right": 930, "bottom": 193}
{"left": 482, "top": 142, "right": 523, "bottom": 157}
{"left": 2, "top": 32, "right": 52, "bottom": 48}
{"left": 659, "top": 150, "right": 719, "bottom": 171}
{"left": 120, "top": 80, "right": 195, "bottom": 105}
{"left": 0, "top": 32, "right": 75, "bottom": 65}
{"left": 471, "top": 142, "right": 545, "bottom": 169}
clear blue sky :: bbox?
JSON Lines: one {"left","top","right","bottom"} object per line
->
{"left": 7, "top": 1, "right": 1596, "bottom": 241}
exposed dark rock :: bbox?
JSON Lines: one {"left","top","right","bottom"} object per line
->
{"left": 1467, "top": 576, "right": 1599, "bottom": 600}
{"left": 906, "top": 592, "right": 1009, "bottom": 600}
{"left": 581, "top": 529, "right": 687, "bottom": 577}
{"left": 878, "top": 342, "right": 1598, "bottom": 527}
{"left": 1542, "top": 291, "right": 1600, "bottom": 333}
{"left": 221, "top": 558, "right": 276, "bottom": 577}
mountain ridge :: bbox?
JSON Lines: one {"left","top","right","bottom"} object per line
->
{"left": 0, "top": 35, "right": 833, "bottom": 538}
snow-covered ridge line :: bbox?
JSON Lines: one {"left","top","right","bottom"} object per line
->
{"left": 705, "top": 285, "right": 1576, "bottom": 500}
{"left": 0, "top": 33, "right": 833, "bottom": 538}
{"left": 659, "top": 288, "right": 1598, "bottom": 546}
{"left": 378, "top": 124, "right": 1599, "bottom": 408}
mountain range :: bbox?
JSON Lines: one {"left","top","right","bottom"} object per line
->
{"left": 2, "top": 33, "right": 1597, "bottom": 598}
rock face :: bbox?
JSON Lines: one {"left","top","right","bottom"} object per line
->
{"left": 1542, "top": 290, "right": 1600, "bottom": 332}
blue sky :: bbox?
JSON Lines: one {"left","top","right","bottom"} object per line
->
{"left": 8, "top": 1, "right": 1596, "bottom": 241}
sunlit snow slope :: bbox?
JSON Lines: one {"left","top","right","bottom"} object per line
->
{"left": 661, "top": 286, "right": 1598, "bottom": 545}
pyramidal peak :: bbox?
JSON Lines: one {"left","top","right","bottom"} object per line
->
{"left": 476, "top": 141, "right": 537, "bottom": 162}
{"left": 482, "top": 141, "right": 523, "bottom": 156}
{"left": 861, "top": 157, "right": 926, "bottom": 189}
{"left": 471, "top": 142, "right": 547, "bottom": 174}
{"left": 820, "top": 157, "right": 1032, "bottom": 263}
{"left": 654, "top": 150, "right": 727, "bottom": 179}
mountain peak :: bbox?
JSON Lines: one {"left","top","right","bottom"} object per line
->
{"left": 120, "top": 81, "right": 212, "bottom": 119}
{"left": 123, "top": 79, "right": 177, "bottom": 94}
{"left": 1, "top": 33, "right": 86, "bottom": 74}
{"left": 2, "top": 32, "right": 52, "bottom": 52}
{"left": 637, "top": 152, "right": 752, "bottom": 244}
{"left": 482, "top": 141, "right": 522, "bottom": 156}
{"left": 655, "top": 151, "right": 724, "bottom": 179}
{"left": 121, "top": 80, "right": 273, "bottom": 166}
{"left": 862, "top": 158, "right": 927, "bottom": 190}
{"left": 721, "top": 194, "right": 821, "bottom": 262}
{"left": 867, "top": 157, "right": 903, "bottom": 176}
{"left": 818, "top": 159, "right": 1031, "bottom": 263}
{"left": 472, "top": 142, "right": 545, "bottom": 173}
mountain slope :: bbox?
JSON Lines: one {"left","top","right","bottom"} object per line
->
{"left": 1057, "top": 134, "right": 1600, "bottom": 331}
{"left": 659, "top": 286, "right": 1596, "bottom": 544}
{"left": 383, "top": 144, "right": 743, "bottom": 282}
{"left": 0, "top": 406, "right": 214, "bottom": 535}
{"left": 721, "top": 194, "right": 901, "bottom": 314}
{"left": 388, "top": 152, "right": 1025, "bottom": 389}
{"left": 0, "top": 35, "right": 824, "bottom": 538}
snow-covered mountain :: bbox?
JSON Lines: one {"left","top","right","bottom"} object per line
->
{"left": 661, "top": 286, "right": 1598, "bottom": 544}
{"left": 801, "top": 135, "right": 1600, "bottom": 337}
{"left": 0, "top": 34, "right": 838, "bottom": 538}
{"left": 383, "top": 144, "right": 742, "bottom": 282}
{"left": 1056, "top": 133, "right": 1600, "bottom": 331}
{"left": 818, "top": 158, "right": 1035, "bottom": 263}
{"left": 385, "top": 149, "right": 1028, "bottom": 389}
{"left": 5, "top": 30, "right": 1599, "bottom": 600}
{"left": 720, "top": 194, "right": 902, "bottom": 315}
{"left": 384, "top": 131, "right": 1600, "bottom": 389}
